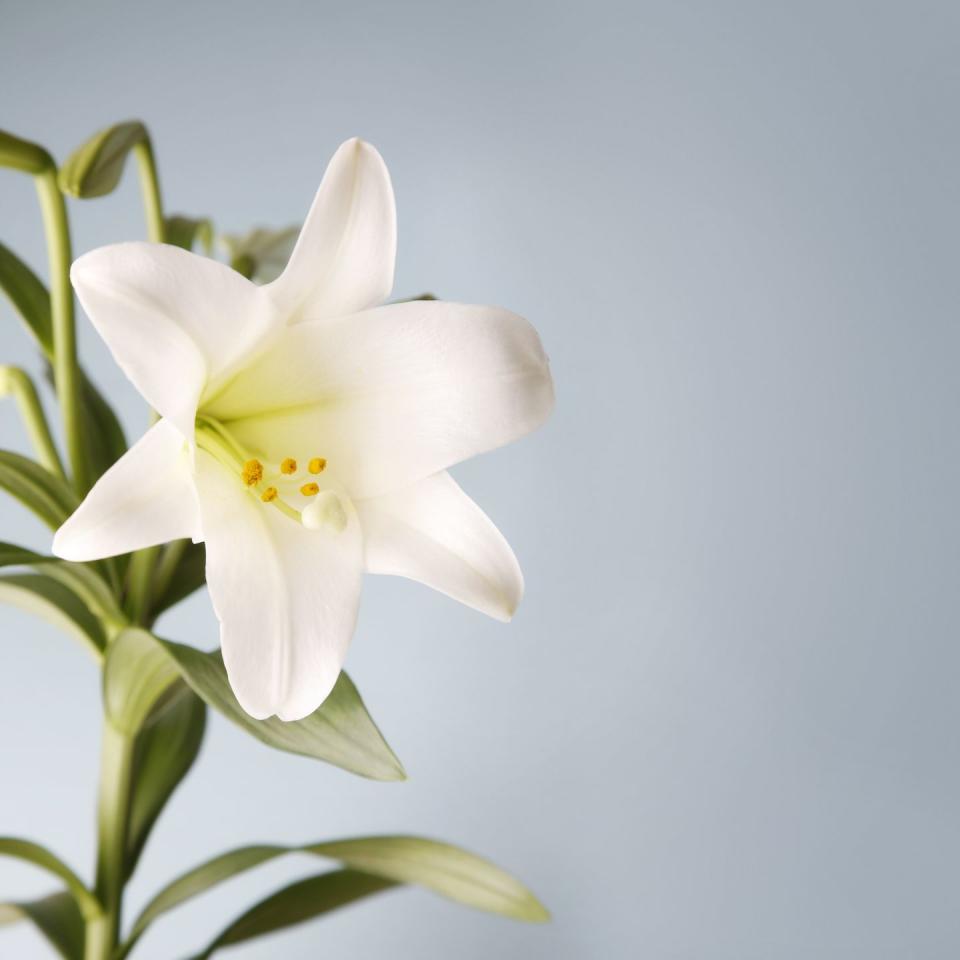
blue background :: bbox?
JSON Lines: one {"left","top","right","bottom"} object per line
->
{"left": 2, "top": 0, "right": 959, "bottom": 956}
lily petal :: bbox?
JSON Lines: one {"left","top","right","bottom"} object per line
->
{"left": 71, "top": 242, "right": 279, "bottom": 438}
{"left": 266, "top": 138, "right": 396, "bottom": 323}
{"left": 357, "top": 471, "right": 523, "bottom": 621}
{"left": 194, "top": 450, "right": 363, "bottom": 721}
{"left": 205, "top": 300, "right": 555, "bottom": 499}
{"left": 53, "top": 419, "right": 199, "bottom": 561}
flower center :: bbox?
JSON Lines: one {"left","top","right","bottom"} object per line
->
{"left": 195, "top": 417, "right": 345, "bottom": 531}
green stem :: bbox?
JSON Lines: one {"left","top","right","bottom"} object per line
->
{"left": 125, "top": 546, "right": 160, "bottom": 624}
{"left": 133, "top": 137, "right": 165, "bottom": 244}
{"left": 35, "top": 169, "right": 86, "bottom": 493}
{"left": 150, "top": 539, "right": 188, "bottom": 610}
{"left": 93, "top": 721, "right": 135, "bottom": 957}
{"left": 0, "top": 365, "right": 65, "bottom": 477}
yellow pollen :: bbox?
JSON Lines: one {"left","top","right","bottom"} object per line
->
{"left": 280, "top": 457, "right": 298, "bottom": 475}
{"left": 308, "top": 457, "right": 327, "bottom": 474}
{"left": 260, "top": 486, "right": 278, "bottom": 502}
{"left": 241, "top": 459, "right": 263, "bottom": 486}
{"left": 300, "top": 482, "right": 320, "bottom": 497}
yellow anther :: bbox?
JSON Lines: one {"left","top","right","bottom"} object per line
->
{"left": 260, "top": 486, "right": 278, "bottom": 502}
{"left": 241, "top": 459, "right": 263, "bottom": 486}
{"left": 308, "top": 457, "right": 327, "bottom": 474}
{"left": 280, "top": 457, "right": 298, "bottom": 475}
{"left": 300, "top": 482, "right": 320, "bottom": 497}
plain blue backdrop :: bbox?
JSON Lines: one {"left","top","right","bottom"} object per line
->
{"left": 1, "top": 0, "right": 959, "bottom": 956}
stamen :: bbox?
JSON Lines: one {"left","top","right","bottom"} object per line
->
{"left": 300, "top": 482, "right": 320, "bottom": 497}
{"left": 280, "top": 457, "right": 298, "bottom": 475}
{"left": 260, "top": 486, "right": 278, "bottom": 502}
{"left": 308, "top": 457, "right": 327, "bottom": 474}
{"left": 241, "top": 459, "right": 263, "bottom": 486}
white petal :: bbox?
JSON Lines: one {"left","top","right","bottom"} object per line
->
{"left": 194, "top": 450, "right": 363, "bottom": 721}
{"left": 71, "top": 242, "right": 280, "bottom": 437}
{"left": 266, "top": 138, "right": 396, "bottom": 323}
{"left": 52, "top": 419, "right": 199, "bottom": 561}
{"left": 357, "top": 471, "right": 523, "bottom": 621}
{"left": 204, "top": 300, "right": 555, "bottom": 499}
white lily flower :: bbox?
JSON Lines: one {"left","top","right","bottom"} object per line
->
{"left": 52, "top": 138, "right": 554, "bottom": 721}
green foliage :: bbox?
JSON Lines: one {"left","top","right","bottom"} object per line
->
{"left": 220, "top": 225, "right": 298, "bottom": 282}
{"left": 0, "top": 839, "right": 99, "bottom": 921}
{"left": 0, "top": 450, "right": 77, "bottom": 529}
{"left": 58, "top": 121, "right": 148, "bottom": 199}
{"left": 0, "top": 241, "right": 53, "bottom": 351}
{"left": 150, "top": 541, "right": 206, "bottom": 620}
{"left": 160, "top": 639, "right": 406, "bottom": 780}
{"left": 186, "top": 871, "right": 394, "bottom": 959}
{"left": 0, "top": 891, "right": 85, "bottom": 960}
{"left": 165, "top": 216, "right": 214, "bottom": 254}
{"left": 125, "top": 684, "right": 206, "bottom": 880}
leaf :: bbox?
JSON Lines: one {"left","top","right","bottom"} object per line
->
{"left": 0, "top": 573, "right": 105, "bottom": 655}
{"left": 219, "top": 226, "right": 299, "bottom": 283}
{"left": 186, "top": 871, "right": 394, "bottom": 959}
{"left": 0, "top": 129, "right": 52, "bottom": 175}
{"left": 160, "top": 640, "right": 405, "bottom": 781}
{"left": 0, "top": 540, "right": 120, "bottom": 627}
{"left": 126, "top": 835, "right": 546, "bottom": 951}
{"left": 165, "top": 216, "right": 214, "bottom": 254}
{"left": 78, "top": 371, "right": 127, "bottom": 482}
{"left": 0, "top": 449, "right": 78, "bottom": 529}
{"left": 150, "top": 541, "right": 206, "bottom": 620}
{"left": 0, "top": 838, "right": 100, "bottom": 921}
{"left": 58, "top": 121, "right": 147, "bottom": 198}
{"left": 125, "top": 683, "right": 206, "bottom": 880}
{"left": 0, "top": 890, "right": 85, "bottom": 960}
{"left": 0, "top": 241, "right": 52, "bottom": 352}
{"left": 103, "top": 628, "right": 181, "bottom": 735}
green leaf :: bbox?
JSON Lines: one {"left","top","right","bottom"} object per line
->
{"left": 165, "top": 216, "right": 214, "bottom": 254}
{"left": 160, "top": 640, "right": 405, "bottom": 781}
{"left": 125, "top": 683, "right": 206, "bottom": 880}
{"left": 0, "top": 241, "right": 53, "bottom": 353}
{"left": 0, "top": 573, "right": 105, "bottom": 655}
{"left": 0, "top": 129, "right": 52, "bottom": 175}
{"left": 0, "top": 449, "right": 78, "bottom": 529}
{"left": 58, "top": 121, "right": 147, "bottom": 198}
{"left": 126, "top": 835, "right": 546, "bottom": 951}
{"left": 78, "top": 371, "right": 127, "bottom": 482}
{"left": 220, "top": 226, "right": 299, "bottom": 283}
{"left": 186, "top": 870, "right": 394, "bottom": 959}
{"left": 0, "top": 540, "right": 121, "bottom": 628}
{"left": 0, "top": 890, "right": 85, "bottom": 960}
{"left": 150, "top": 541, "right": 206, "bottom": 620}
{"left": 0, "top": 838, "right": 100, "bottom": 921}
{"left": 103, "top": 628, "right": 181, "bottom": 735}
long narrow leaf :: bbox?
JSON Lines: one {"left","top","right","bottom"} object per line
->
{"left": 0, "top": 450, "right": 77, "bottom": 529}
{"left": 125, "top": 683, "right": 206, "bottom": 880}
{"left": 0, "top": 890, "right": 85, "bottom": 960}
{"left": 186, "top": 870, "right": 395, "bottom": 960}
{"left": 126, "top": 834, "right": 546, "bottom": 951}
{"left": 0, "top": 241, "right": 52, "bottom": 352}
{"left": 0, "top": 838, "right": 99, "bottom": 920}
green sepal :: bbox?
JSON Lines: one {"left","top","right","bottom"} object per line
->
{"left": 0, "top": 129, "right": 52, "bottom": 175}
{"left": 0, "top": 891, "right": 85, "bottom": 960}
{"left": 58, "top": 121, "right": 148, "bottom": 198}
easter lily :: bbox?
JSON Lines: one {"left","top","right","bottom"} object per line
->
{"left": 52, "top": 138, "right": 554, "bottom": 721}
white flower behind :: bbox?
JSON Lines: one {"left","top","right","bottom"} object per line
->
{"left": 53, "top": 138, "right": 554, "bottom": 721}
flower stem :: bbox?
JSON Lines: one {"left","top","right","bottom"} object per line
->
{"left": 35, "top": 168, "right": 87, "bottom": 493}
{"left": 133, "top": 136, "right": 165, "bottom": 244}
{"left": 93, "top": 720, "right": 135, "bottom": 957}
{"left": 0, "top": 365, "right": 65, "bottom": 477}
{"left": 125, "top": 546, "right": 160, "bottom": 624}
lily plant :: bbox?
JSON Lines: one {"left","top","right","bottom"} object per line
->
{"left": 0, "top": 122, "right": 553, "bottom": 959}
